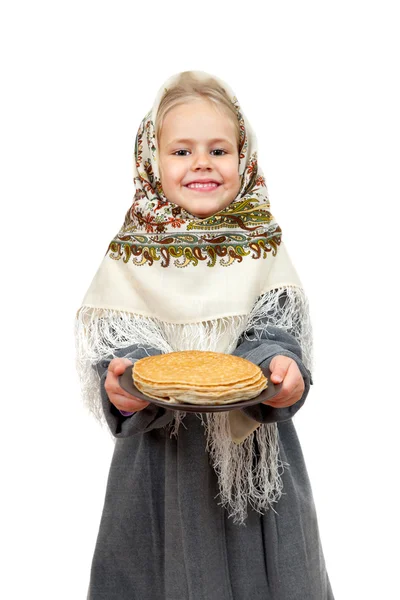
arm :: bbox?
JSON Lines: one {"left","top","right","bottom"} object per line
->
{"left": 233, "top": 289, "right": 313, "bottom": 424}
{"left": 94, "top": 344, "right": 175, "bottom": 438}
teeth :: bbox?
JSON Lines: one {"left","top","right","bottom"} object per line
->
{"left": 187, "top": 182, "right": 219, "bottom": 189}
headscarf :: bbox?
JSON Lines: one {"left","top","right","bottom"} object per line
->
{"left": 75, "top": 70, "right": 313, "bottom": 524}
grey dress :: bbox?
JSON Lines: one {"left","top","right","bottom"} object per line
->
{"left": 87, "top": 325, "right": 334, "bottom": 600}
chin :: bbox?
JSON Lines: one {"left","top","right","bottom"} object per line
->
{"left": 191, "top": 209, "right": 218, "bottom": 219}
{"left": 189, "top": 202, "right": 228, "bottom": 219}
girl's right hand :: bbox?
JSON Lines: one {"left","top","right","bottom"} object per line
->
{"left": 104, "top": 358, "right": 150, "bottom": 413}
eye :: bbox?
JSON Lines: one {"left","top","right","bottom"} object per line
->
{"left": 173, "top": 150, "right": 190, "bottom": 156}
{"left": 211, "top": 149, "right": 227, "bottom": 156}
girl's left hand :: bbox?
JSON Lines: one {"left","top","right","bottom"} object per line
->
{"left": 262, "top": 355, "right": 305, "bottom": 408}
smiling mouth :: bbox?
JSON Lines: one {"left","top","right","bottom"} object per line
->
{"left": 185, "top": 182, "right": 221, "bottom": 192}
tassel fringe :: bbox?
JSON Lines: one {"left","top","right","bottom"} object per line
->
{"left": 75, "top": 285, "right": 312, "bottom": 523}
{"left": 196, "top": 412, "right": 288, "bottom": 524}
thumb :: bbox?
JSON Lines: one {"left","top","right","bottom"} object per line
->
{"left": 269, "top": 355, "right": 289, "bottom": 384}
{"left": 109, "top": 358, "right": 133, "bottom": 376}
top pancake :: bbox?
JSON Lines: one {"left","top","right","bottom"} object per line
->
{"left": 133, "top": 350, "right": 261, "bottom": 387}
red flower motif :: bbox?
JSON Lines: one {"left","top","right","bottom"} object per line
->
{"left": 247, "top": 161, "right": 256, "bottom": 175}
{"left": 141, "top": 178, "right": 156, "bottom": 195}
{"left": 255, "top": 175, "right": 266, "bottom": 187}
{"left": 153, "top": 198, "right": 168, "bottom": 212}
{"left": 136, "top": 211, "right": 157, "bottom": 233}
{"left": 170, "top": 217, "right": 185, "bottom": 229}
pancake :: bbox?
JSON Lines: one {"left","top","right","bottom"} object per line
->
{"left": 132, "top": 350, "right": 267, "bottom": 405}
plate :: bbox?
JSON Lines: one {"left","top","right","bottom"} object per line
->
{"left": 118, "top": 364, "right": 282, "bottom": 413}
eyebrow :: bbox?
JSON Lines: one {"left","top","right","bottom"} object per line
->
{"left": 166, "top": 138, "right": 235, "bottom": 149}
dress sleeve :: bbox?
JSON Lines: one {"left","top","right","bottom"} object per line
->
{"left": 93, "top": 344, "right": 175, "bottom": 438}
{"left": 232, "top": 290, "right": 313, "bottom": 424}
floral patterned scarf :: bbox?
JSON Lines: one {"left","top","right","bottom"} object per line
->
{"left": 76, "top": 71, "right": 313, "bottom": 524}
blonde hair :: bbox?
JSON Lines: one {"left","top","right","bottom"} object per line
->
{"left": 155, "top": 71, "right": 241, "bottom": 150}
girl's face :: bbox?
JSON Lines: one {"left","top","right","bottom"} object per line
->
{"left": 158, "top": 99, "right": 241, "bottom": 218}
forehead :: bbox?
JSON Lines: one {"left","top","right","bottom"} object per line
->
{"left": 159, "top": 99, "right": 237, "bottom": 145}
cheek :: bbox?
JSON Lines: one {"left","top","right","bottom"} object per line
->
{"left": 226, "top": 168, "right": 240, "bottom": 193}
{"left": 222, "top": 158, "right": 240, "bottom": 185}
{"left": 161, "top": 161, "right": 185, "bottom": 187}
{"left": 229, "top": 172, "right": 241, "bottom": 201}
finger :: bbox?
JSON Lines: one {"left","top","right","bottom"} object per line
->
{"left": 105, "top": 377, "right": 139, "bottom": 401}
{"left": 264, "top": 360, "right": 304, "bottom": 404}
{"left": 269, "top": 356, "right": 291, "bottom": 384}
{"left": 111, "top": 393, "right": 150, "bottom": 412}
{"left": 274, "top": 372, "right": 304, "bottom": 403}
{"left": 108, "top": 358, "right": 133, "bottom": 376}
{"left": 110, "top": 362, "right": 132, "bottom": 377}
{"left": 264, "top": 379, "right": 305, "bottom": 407}
{"left": 278, "top": 360, "right": 303, "bottom": 393}
{"left": 274, "top": 382, "right": 304, "bottom": 407}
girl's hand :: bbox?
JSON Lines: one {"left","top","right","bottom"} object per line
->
{"left": 262, "top": 355, "right": 305, "bottom": 408}
{"left": 104, "top": 358, "right": 150, "bottom": 413}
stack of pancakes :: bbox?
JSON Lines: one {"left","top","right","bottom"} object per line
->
{"left": 132, "top": 350, "right": 267, "bottom": 405}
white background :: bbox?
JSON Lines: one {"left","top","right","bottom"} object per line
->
{"left": 1, "top": 1, "right": 399, "bottom": 598}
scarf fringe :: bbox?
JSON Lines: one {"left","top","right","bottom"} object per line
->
{"left": 195, "top": 412, "right": 288, "bottom": 525}
{"left": 75, "top": 307, "right": 250, "bottom": 422}
{"left": 247, "top": 284, "right": 314, "bottom": 372}
{"left": 75, "top": 285, "right": 312, "bottom": 523}
{"left": 75, "top": 307, "right": 174, "bottom": 424}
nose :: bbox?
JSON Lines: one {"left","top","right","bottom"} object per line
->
{"left": 191, "top": 150, "right": 212, "bottom": 170}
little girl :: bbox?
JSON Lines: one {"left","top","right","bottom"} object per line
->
{"left": 76, "top": 70, "right": 334, "bottom": 599}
